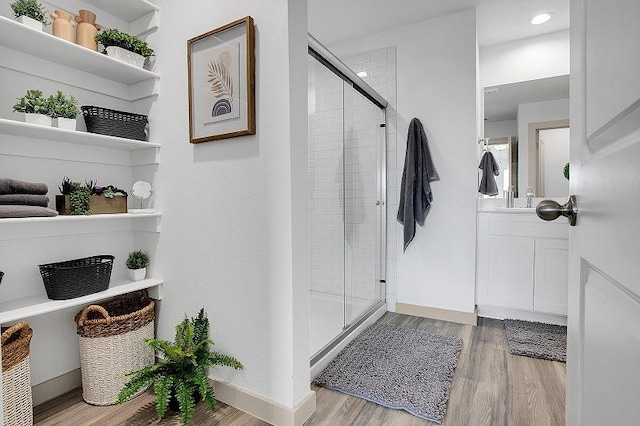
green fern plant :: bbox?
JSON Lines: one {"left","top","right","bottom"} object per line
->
{"left": 116, "top": 309, "right": 243, "bottom": 425}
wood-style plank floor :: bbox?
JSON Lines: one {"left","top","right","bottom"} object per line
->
{"left": 34, "top": 313, "right": 565, "bottom": 425}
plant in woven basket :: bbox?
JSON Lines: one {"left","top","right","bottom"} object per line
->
{"left": 10, "top": 0, "right": 49, "bottom": 24}
{"left": 116, "top": 308, "right": 243, "bottom": 425}
{"left": 95, "top": 28, "right": 154, "bottom": 57}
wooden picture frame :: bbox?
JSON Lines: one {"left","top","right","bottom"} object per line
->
{"left": 187, "top": 16, "right": 255, "bottom": 143}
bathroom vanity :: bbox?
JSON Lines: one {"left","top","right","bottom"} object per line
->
{"left": 476, "top": 207, "right": 568, "bottom": 324}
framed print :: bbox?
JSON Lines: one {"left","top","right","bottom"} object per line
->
{"left": 187, "top": 16, "right": 255, "bottom": 143}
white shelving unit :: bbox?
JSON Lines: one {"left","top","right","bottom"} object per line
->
{"left": 84, "top": 0, "right": 159, "bottom": 22}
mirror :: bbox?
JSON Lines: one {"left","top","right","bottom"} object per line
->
{"left": 129, "top": 180, "right": 154, "bottom": 214}
{"left": 483, "top": 75, "right": 570, "bottom": 198}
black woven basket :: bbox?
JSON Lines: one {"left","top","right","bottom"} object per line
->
{"left": 38, "top": 255, "right": 114, "bottom": 300}
{"left": 81, "top": 106, "right": 148, "bottom": 141}
{"left": 0, "top": 270, "right": 3, "bottom": 285}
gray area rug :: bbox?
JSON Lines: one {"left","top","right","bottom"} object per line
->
{"left": 314, "top": 322, "right": 463, "bottom": 424}
{"left": 503, "top": 319, "right": 567, "bottom": 362}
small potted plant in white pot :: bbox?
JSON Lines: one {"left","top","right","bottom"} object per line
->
{"left": 127, "top": 250, "right": 149, "bottom": 281}
{"left": 95, "top": 28, "right": 154, "bottom": 69}
{"left": 13, "top": 89, "right": 52, "bottom": 126}
{"left": 10, "top": 0, "right": 49, "bottom": 31}
{"left": 49, "top": 91, "right": 79, "bottom": 130}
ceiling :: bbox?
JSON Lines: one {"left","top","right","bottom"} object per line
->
{"left": 483, "top": 75, "right": 570, "bottom": 122}
{"left": 308, "top": 0, "right": 570, "bottom": 47}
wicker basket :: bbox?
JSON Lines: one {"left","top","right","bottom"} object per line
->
{"left": 81, "top": 106, "right": 148, "bottom": 141}
{"left": 75, "top": 295, "right": 155, "bottom": 406}
{"left": 38, "top": 255, "right": 114, "bottom": 300}
{"left": 2, "top": 322, "right": 33, "bottom": 426}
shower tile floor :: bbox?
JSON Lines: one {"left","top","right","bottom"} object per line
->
{"left": 309, "top": 291, "right": 373, "bottom": 356}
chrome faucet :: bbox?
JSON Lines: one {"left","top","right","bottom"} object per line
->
{"left": 526, "top": 186, "right": 535, "bottom": 208}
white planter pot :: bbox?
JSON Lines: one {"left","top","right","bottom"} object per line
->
{"left": 17, "top": 15, "right": 44, "bottom": 31}
{"left": 53, "top": 117, "right": 77, "bottom": 130}
{"left": 24, "top": 113, "right": 52, "bottom": 127}
{"left": 128, "top": 267, "right": 147, "bottom": 282}
{"left": 105, "top": 46, "right": 145, "bottom": 68}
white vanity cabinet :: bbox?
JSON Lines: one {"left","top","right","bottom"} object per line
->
{"left": 476, "top": 211, "right": 569, "bottom": 321}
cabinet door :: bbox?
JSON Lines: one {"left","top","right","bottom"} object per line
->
{"left": 477, "top": 235, "right": 534, "bottom": 310}
{"left": 534, "top": 238, "right": 569, "bottom": 315}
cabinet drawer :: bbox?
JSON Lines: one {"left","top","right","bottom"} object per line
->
{"left": 478, "top": 213, "right": 569, "bottom": 238}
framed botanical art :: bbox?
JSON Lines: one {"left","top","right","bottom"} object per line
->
{"left": 187, "top": 16, "right": 255, "bottom": 143}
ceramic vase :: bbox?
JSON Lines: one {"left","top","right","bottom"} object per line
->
{"left": 75, "top": 10, "right": 101, "bottom": 51}
{"left": 51, "top": 10, "right": 75, "bottom": 43}
{"left": 17, "top": 16, "right": 43, "bottom": 31}
{"left": 105, "top": 46, "right": 145, "bottom": 68}
{"left": 128, "top": 267, "right": 146, "bottom": 282}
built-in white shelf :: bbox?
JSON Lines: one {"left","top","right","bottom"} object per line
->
{"left": 0, "top": 119, "right": 160, "bottom": 151}
{"left": 84, "top": 0, "right": 159, "bottom": 23}
{"left": 0, "top": 15, "right": 160, "bottom": 86}
{"left": 0, "top": 278, "right": 163, "bottom": 325}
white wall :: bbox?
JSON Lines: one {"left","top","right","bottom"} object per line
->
{"left": 540, "top": 128, "right": 570, "bottom": 197}
{"left": 485, "top": 119, "right": 517, "bottom": 139}
{"left": 517, "top": 98, "right": 570, "bottom": 195}
{"left": 480, "top": 30, "right": 570, "bottom": 88}
{"left": 332, "top": 9, "right": 478, "bottom": 314}
{"left": 153, "top": 0, "right": 311, "bottom": 410}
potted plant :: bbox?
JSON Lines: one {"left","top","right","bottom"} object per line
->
{"left": 126, "top": 250, "right": 149, "bottom": 281}
{"left": 10, "top": 0, "right": 49, "bottom": 31}
{"left": 116, "top": 309, "right": 243, "bottom": 425}
{"left": 48, "top": 91, "right": 79, "bottom": 130}
{"left": 56, "top": 177, "right": 128, "bottom": 215}
{"left": 13, "top": 89, "right": 52, "bottom": 126}
{"left": 95, "top": 28, "right": 154, "bottom": 69}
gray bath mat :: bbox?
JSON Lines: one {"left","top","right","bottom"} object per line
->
{"left": 314, "top": 322, "right": 463, "bottom": 423}
{"left": 504, "top": 319, "right": 567, "bottom": 362}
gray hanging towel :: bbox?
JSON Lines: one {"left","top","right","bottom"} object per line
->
{"left": 397, "top": 118, "right": 439, "bottom": 252}
{"left": 478, "top": 151, "right": 500, "bottom": 196}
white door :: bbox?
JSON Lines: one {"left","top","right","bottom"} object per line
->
{"left": 567, "top": 1, "right": 640, "bottom": 425}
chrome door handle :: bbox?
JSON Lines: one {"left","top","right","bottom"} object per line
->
{"left": 536, "top": 195, "right": 578, "bottom": 226}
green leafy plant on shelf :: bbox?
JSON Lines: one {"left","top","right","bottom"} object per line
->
{"left": 48, "top": 91, "right": 79, "bottom": 119}
{"left": 10, "top": 0, "right": 49, "bottom": 24}
{"left": 59, "top": 177, "right": 90, "bottom": 215}
{"left": 12, "top": 89, "right": 51, "bottom": 116}
{"left": 85, "top": 180, "right": 128, "bottom": 198}
{"left": 116, "top": 308, "right": 243, "bottom": 425}
{"left": 95, "top": 28, "right": 155, "bottom": 57}
{"left": 563, "top": 162, "right": 570, "bottom": 180}
{"left": 126, "top": 250, "right": 150, "bottom": 270}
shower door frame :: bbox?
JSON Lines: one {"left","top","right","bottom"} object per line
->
{"left": 308, "top": 35, "right": 388, "bottom": 366}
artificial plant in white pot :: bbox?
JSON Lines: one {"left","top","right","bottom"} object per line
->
{"left": 13, "top": 90, "right": 52, "bottom": 126}
{"left": 95, "top": 28, "right": 155, "bottom": 69}
{"left": 10, "top": 0, "right": 49, "bottom": 31}
{"left": 127, "top": 250, "right": 149, "bottom": 281}
{"left": 49, "top": 91, "right": 79, "bottom": 130}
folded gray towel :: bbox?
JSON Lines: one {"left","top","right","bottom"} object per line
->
{"left": 0, "top": 179, "right": 48, "bottom": 195}
{"left": 0, "top": 205, "right": 58, "bottom": 218}
{"left": 0, "top": 194, "right": 49, "bottom": 207}
{"left": 478, "top": 151, "right": 500, "bottom": 196}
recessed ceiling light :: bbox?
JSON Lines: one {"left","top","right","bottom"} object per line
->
{"left": 356, "top": 71, "right": 368, "bottom": 78}
{"left": 530, "top": 13, "right": 552, "bottom": 25}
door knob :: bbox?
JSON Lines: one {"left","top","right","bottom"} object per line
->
{"left": 536, "top": 195, "right": 578, "bottom": 226}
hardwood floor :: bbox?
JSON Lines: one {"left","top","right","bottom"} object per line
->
{"left": 34, "top": 313, "right": 565, "bottom": 425}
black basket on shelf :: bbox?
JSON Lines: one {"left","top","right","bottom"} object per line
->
{"left": 38, "top": 255, "right": 114, "bottom": 300}
{"left": 0, "top": 270, "right": 3, "bottom": 285}
{"left": 81, "top": 106, "right": 148, "bottom": 141}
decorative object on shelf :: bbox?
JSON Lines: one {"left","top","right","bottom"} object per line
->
{"left": 187, "top": 16, "right": 256, "bottom": 143}
{"left": 56, "top": 177, "right": 128, "bottom": 215}
{"left": 126, "top": 250, "right": 149, "bottom": 281}
{"left": 129, "top": 180, "right": 154, "bottom": 214}
{"left": 75, "top": 294, "right": 155, "bottom": 405}
{"left": 38, "top": 254, "right": 114, "bottom": 300}
{"left": 116, "top": 308, "right": 243, "bottom": 425}
{"left": 563, "top": 162, "right": 570, "bottom": 180}
{"left": 10, "top": 0, "right": 49, "bottom": 32}
{"left": 81, "top": 106, "right": 148, "bottom": 141}
{"left": 95, "top": 28, "right": 154, "bottom": 69}
{"left": 1, "top": 322, "right": 34, "bottom": 426}
{"left": 50, "top": 9, "right": 75, "bottom": 42}
{"left": 0, "top": 178, "right": 57, "bottom": 218}
{"left": 48, "top": 91, "right": 79, "bottom": 130}
{"left": 75, "top": 9, "right": 101, "bottom": 51}
{"left": 12, "top": 89, "right": 52, "bottom": 127}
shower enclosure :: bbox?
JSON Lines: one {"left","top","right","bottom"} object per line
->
{"left": 308, "top": 36, "right": 387, "bottom": 364}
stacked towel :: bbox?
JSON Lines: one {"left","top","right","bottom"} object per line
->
{"left": 0, "top": 178, "right": 58, "bottom": 218}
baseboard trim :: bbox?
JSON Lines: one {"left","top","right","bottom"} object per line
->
{"left": 395, "top": 303, "right": 478, "bottom": 326}
{"left": 477, "top": 305, "right": 567, "bottom": 325}
{"left": 32, "top": 369, "right": 82, "bottom": 407}
{"left": 213, "top": 380, "right": 316, "bottom": 426}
